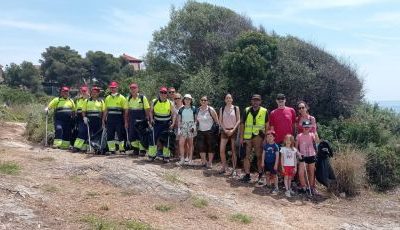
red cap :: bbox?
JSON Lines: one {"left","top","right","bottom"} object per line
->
{"left": 80, "top": 86, "right": 88, "bottom": 92}
{"left": 129, "top": 83, "right": 138, "bottom": 89}
{"left": 91, "top": 86, "right": 101, "bottom": 91}
{"left": 159, "top": 86, "right": 167, "bottom": 93}
{"left": 266, "top": 130, "right": 276, "bottom": 137}
{"left": 109, "top": 81, "right": 118, "bottom": 88}
{"left": 61, "top": 86, "right": 70, "bottom": 92}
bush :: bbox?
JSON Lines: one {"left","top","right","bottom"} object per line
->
{"left": 330, "top": 146, "right": 366, "bottom": 196}
{"left": 0, "top": 85, "right": 35, "bottom": 105}
{"left": 366, "top": 143, "right": 400, "bottom": 191}
{"left": 25, "top": 104, "right": 53, "bottom": 143}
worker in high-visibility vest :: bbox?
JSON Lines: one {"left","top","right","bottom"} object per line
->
{"left": 102, "top": 81, "right": 127, "bottom": 154}
{"left": 124, "top": 83, "right": 150, "bottom": 156}
{"left": 148, "top": 86, "right": 176, "bottom": 162}
{"left": 239, "top": 94, "right": 269, "bottom": 183}
{"left": 45, "top": 86, "right": 76, "bottom": 149}
{"left": 82, "top": 86, "right": 105, "bottom": 151}
{"left": 72, "top": 86, "right": 90, "bottom": 152}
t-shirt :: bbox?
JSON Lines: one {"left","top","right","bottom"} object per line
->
{"left": 297, "top": 132, "right": 316, "bottom": 157}
{"left": 181, "top": 107, "right": 196, "bottom": 122}
{"left": 269, "top": 106, "right": 296, "bottom": 143}
{"left": 197, "top": 106, "right": 215, "bottom": 131}
{"left": 280, "top": 147, "right": 298, "bottom": 167}
{"left": 263, "top": 143, "right": 279, "bottom": 163}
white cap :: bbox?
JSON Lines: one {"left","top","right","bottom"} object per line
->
{"left": 183, "top": 94, "right": 193, "bottom": 99}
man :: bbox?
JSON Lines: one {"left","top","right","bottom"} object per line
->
{"left": 45, "top": 86, "right": 76, "bottom": 149}
{"left": 124, "top": 83, "right": 150, "bottom": 156}
{"left": 102, "top": 81, "right": 128, "bottom": 154}
{"left": 72, "top": 86, "right": 90, "bottom": 152}
{"left": 149, "top": 86, "right": 176, "bottom": 162}
{"left": 268, "top": 93, "right": 296, "bottom": 145}
{"left": 82, "top": 86, "right": 105, "bottom": 152}
{"left": 167, "top": 87, "right": 176, "bottom": 102}
{"left": 239, "top": 94, "right": 269, "bottom": 183}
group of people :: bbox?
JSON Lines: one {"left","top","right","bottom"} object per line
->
{"left": 45, "top": 81, "right": 320, "bottom": 197}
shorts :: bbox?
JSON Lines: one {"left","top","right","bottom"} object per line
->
{"left": 221, "top": 128, "right": 237, "bottom": 140}
{"left": 196, "top": 130, "right": 216, "bottom": 153}
{"left": 299, "top": 155, "right": 316, "bottom": 164}
{"left": 283, "top": 166, "right": 295, "bottom": 177}
{"left": 264, "top": 162, "right": 277, "bottom": 175}
{"left": 179, "top": 121, "right": 197, "bottom": 139}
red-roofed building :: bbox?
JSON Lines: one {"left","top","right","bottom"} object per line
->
{"left": 122, "top": 53, "right": 142, "bottom": 71}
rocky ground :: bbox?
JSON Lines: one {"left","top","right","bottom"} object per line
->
{"left": 0, "top": 122, "right": 399, "bottom": 230}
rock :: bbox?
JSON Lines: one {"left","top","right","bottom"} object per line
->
{"left": 340, "top": 192, "right": 346, "bottom": 198}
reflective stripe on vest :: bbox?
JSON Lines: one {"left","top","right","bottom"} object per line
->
{"left": 153, "top": 99, "right": 171, "bottom": 121}
{"left": 108, "top": 107, "right": 123, "bottom": 115}
{"left": 243, "top": 107, "right": 268, "bottom": 139}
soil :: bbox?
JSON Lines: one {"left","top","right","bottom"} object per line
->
{"left": 0, "top": 121, "right": 399, "bottom": 230}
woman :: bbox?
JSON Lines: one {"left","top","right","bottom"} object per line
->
{"left": 296, "top": 101, "right": 317, "bottom": 135}
{"left": 176, "top": 94, "right": 197, "bottom": 166}
{"left": 173, "top": 93, "right": 184, "bottom": 157}
{"left": 196, "top": 96, "right": 219, "bottom": 168}
{"left": 218, "top": 94, "right": 240, "bottom": 175}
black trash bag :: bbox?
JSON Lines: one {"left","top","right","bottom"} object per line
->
{"left": 316, "top": 140, "right": 336, "bottom": 187}
{"left": 90, "top": 128, "right": 108, "bottom": 154}
{"left": 158, "top": 130, "right": 176, "bottom": 153}
{"left": 134, "top": 120, "right": 151, "bottom": 150}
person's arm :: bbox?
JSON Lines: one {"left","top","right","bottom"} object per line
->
{"left": 268, "top": 112, "right": 273, "bottom": 131}
{"left": 274, "top": 150, "right": 279, "bottom": 171}
{"left": 102, "top": 98, "right": 107, "bottom": 127}
{"left": 292, "top": 108, "right": 296, "bottom": 135}
{"left": 261, "top": 149, "right": 265, "bottom": 168}
{"left": 234, "top": 106, "right": 241, "bottom": 131}
{"left": 280, "top": 149, "right": 285, "bottom": 171}
{"left": 314, "top": 132, "right": 320, "bottom": 144}
{"left": 211, "top": 107, "right": 219, "bottom": 124}
{"left": 170, "top": 102, "right": 176, "bottom": 129}
{"left": 219, "top": 107, "right": 225, "bottom": 131}
{"left": 294, "top": 149, "right": 298, "bottom": 173}
{"left": 143, "top": 96, "right": 151, "bottom": 122}
{"left": 240, "top": 122, "right": 244, "bottom": 144}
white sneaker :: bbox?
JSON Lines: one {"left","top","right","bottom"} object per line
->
{"left": 185, "top": 157, "right": 189, "bottom": 162}
{"left": 176, "top": 159, "right": 185, "bottom": 166}
{"left": 187, "top": 160, "right": 193, "bottom": 166}
{"left": 271, "top": 188, "right": 279, "bottom": 195}
{"left": 290, "top": 189, "right": 296, "bottom": 196}
{"left": 285, "top": 190, "right": 291, "bottom": 198}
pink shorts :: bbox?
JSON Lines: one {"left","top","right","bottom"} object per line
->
{"left": 283, "top": 166, "right": 295, "bottom": 177}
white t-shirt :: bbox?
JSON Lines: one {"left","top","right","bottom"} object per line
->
{"left": 280, "top": 147, "right": 298, "bottom": 167}
{"left": 181, "top": 107, "right": 195, "bottom": 122}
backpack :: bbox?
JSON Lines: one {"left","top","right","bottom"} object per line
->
{"left": 178, "top": 106, "right": 197, "bottom": 122}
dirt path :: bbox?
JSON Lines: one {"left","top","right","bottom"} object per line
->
{"left": 0, "top": 122, "right": 399, "bottom": 230}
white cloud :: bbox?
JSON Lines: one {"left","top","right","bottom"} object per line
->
{"left": 0, "top": 19, "right": 56, "bottom": 32}
{"left": 369, "top": 12, "right": 400, "bottom": 26}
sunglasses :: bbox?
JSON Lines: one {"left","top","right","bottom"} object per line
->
{"left": 201, "top": 99, "right": 208, "bottom": 102}
{"left": 174, "top": 97, "right": 181, "bottom": 100}
{"left": 298, "top": 107, "right": 306, "bottom": 110}
{"left": 168, "top": 91, "right": 175, "bottom": 94}
{"left": 160, "top": 91, "right": 167, "bottom": 94}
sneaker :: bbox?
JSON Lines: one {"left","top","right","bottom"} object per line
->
{"left": 285, "top": 190, "right": 291, "bottom": 198}
{"left": 239, "top": 174, "right": 251, "bottom": 183}
{"left": 176, "top": 159, "right": 185, "bottom": 166}
{"left": 271, "top": 188, "right": 279, "bottom": 195}
{"left": 298, "top": 188, "right": 306, "bottom": 194}
{"left": 231, "top": 170, "right": 238, "bottom": 177}
{"left": 257, "top": 177, "right": 264, "bottom": 186}
{"left": 139, "top": 150, "right": 146, "bottom": 156}
{"left": 148, "top": 156, "right": 156, "bottom": 161}
{"left": 311, "top": 188, "right": 320, "bottom": 196}
{"left": 163, "top": 157, "right": 170, "bottom": 163}
{"left": 185, "top": 157, "right": 189, "bottom": 163}
{"left": 187, "top": 160, "right": 194, "bottom": 166}
{"left": 218, "top": 168, "right": 226, "bottom": 174}
{"left": 71, "top": 148, "right": 79, "bottom": 153}
{"left": 290, "top": 189, "right": 296, "bottom": 196}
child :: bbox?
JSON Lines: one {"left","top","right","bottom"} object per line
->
{"left": 261, "top": 131, "right": 280, "bottom": 195}
{"left": 296, "top": 120, "right": 320, "bottom": 195}
{"left": 280, "top": 134, "right": 298, "bottom": 197}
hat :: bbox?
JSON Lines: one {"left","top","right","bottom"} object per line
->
{"left": 251, "top": 94, "right": 262, "bottom": 100}
{"left": 61, "top": 86, "right": 69, "bottom": 92}
{"left": 91, "top": 86, "right": 101, "bottom": 91}
{"left": 109, "top": 81, "right": 118, "bottom": 88}
{"left": 159, "top": 86, "right": 168, "bottom": 93}
{"left": 266, "top": 130, "right": 276, "bottom": 137}
{"left": 183, "top": 94, "right": 193, "bottom": 99}
{"left": 276, "top": 93, "right": 286, "bottom": 100}
{"left": 302, "top": 120, "right": 312, "bottom": 127}
{"left": 80, "top": 86, "right": 88, "bottom": 92}
{"left": 129, "top": 83, "right": 138, "bottom": 89}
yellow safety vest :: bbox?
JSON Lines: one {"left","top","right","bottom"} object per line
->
{"left": 84, "top": 98, "right": 105, "bottom": 118}
{"left": 104, "top": 94, "right": 127, "bottom": 115}
{"left": 153, "top": 99, "right": 172, "bottom": 121}
{"left": 48, "top": 97, "right": 75, "bottom": 114}
{"left": 75, "top": 97, "right": 87, "bottom": 117}
{"left": 243, "top": 106, "right": 268, "bottom": 140}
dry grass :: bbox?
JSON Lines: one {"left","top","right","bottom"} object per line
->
{"left": 331, "top": 146, "right": 366, "bottom": 196}
{"left": 0, "top": 161, "right": 21, "bottom": 175}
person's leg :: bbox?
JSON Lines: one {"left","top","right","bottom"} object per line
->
{"left": 219, "top": 136, "right": 229, "bottom": 171}
{"left": 188, "top": 138, "right": 194, "bottom": 162}
{"left": 116, "top": 118, "right": 125, "bottom": 152}
{"left": 254, "top": 135, "right": 263, "bottom": 175}
{"left": 178, "top": 136, "right": 186, "bottom": 163}
{"left": 308, "top": 162, "right": 316, "bottom": 187}
{"left": 53, "top": 118, "right": 63, "bottom": 148}
{"left": 243, "top": 140, "right": 252, "bottom": 174}
{"left": 73, "top": 121, "right": 87, "bottom": 151}
{"left": 106, "top": 119, "right": 116, "bottom": 153}
{"left": 284, "top": 175, "right": 289, "bottom": 191}
{"left": 61, "top": 118, "right": 72, "bottom": 149}
{"left": 298, "top": 161, "right": 306, "bottom": 189}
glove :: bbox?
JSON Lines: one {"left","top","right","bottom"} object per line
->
{"left": 44, "top": 107, "right": 49, "bottom": 114}
{"left": 83, "top": 117, "right": 89, "bottom": 125}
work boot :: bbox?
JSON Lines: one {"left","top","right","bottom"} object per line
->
{"left": 71, "top": 147, "right": 79, "bottom": 153}
{"left": 139, "top": 150, "right": 146, "bottom": 156}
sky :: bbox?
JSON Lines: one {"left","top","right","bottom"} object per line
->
{"left": 0, "top": 0, "right": 399, "bottom": 101}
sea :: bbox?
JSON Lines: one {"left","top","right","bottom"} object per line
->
{"left": 376, "top": 101, "right": 400, "bottom": 114}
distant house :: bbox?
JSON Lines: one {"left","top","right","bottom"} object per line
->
{"left": 122, "top": 53, "right": 143, "bottom": 71}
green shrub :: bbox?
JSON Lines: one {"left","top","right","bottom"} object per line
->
{"left": 25, "top": 104, "right": 53, "bottom": 143}
{"left": 330, "top": 147, "right": 366, "bottom": 196}
{"left": 0, "top": 85, "right": 35, "bottom": 105}
{"left": 192, "top": 196, "right": 208, "bottom": 208}
{"left": 230, "top": 213, "right": 252, "bottom": 224}
{"left": 0, "top": 161, "right": 21, "bottom": 175}
{"left": 366, "top": 143, "right": 400, "bottom": 191}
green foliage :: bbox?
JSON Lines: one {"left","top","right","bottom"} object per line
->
{"left": 25, "top": 104, "right": 52, "bottom": 143}
{"left": 40, "top": 46, "right": 89, "bottom": 86}
{"left": 222, "top": 31, "right": 277, "bottom": 107}
{"left": 192, "top": 196, "right": 208, "bottom": 208}
{"left": 4, "top": 61, "right": 42, "bottom": 93}
{"left": 0, "top": 161, "right": 21, "bottom": 175}
{"left": 155, "top": 204, "right": 173, "bottom": 212}
{"left": 366, "top": 143, "right": 400, "bottom": 191}
{"left": 81, "top": 214, "right": 153, "bottom": 230}
{"left": 86, "top": 51, "right": 122, "bottom": 87}
{"left": 230, "top": 213, "right": 252, "bottom": 224}
{"left": 0, "top": 85, "right": 35, "bottom": 105}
